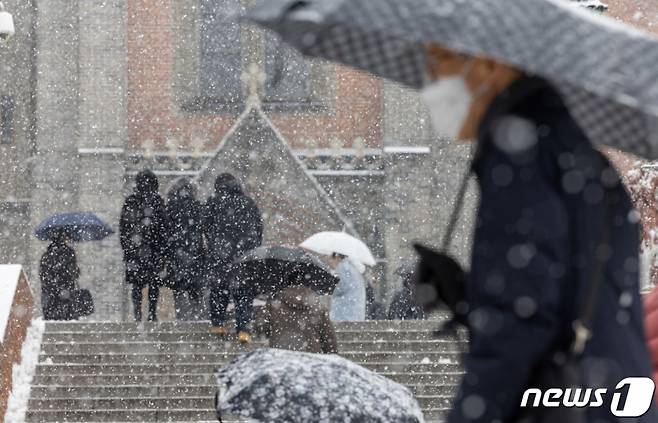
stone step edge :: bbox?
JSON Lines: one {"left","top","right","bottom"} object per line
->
{"left": 35, "top": 361, "right": 460, "bottom": 367}
{"left": 39, "top": 352, "right": 465, "bottom": 358}
{"left": 41, "top": 340, "right": 463, "bottom": 344}
{"left": 30, "top": 383, "right": 459, "bottom": 388}
{"left": 27, "top": 407, "right": 452, "bottom": 412}
{"left": 43, "top": 327, "right": 450, "bottom": 336}
{"left": 32, "top": 371, "right": 465, "bottom": 377}
{"left": 31, "top": 394, "right": 454, "bottom": 401}
{"left": 40, "top": 351, "right": 464, "bottom": 355}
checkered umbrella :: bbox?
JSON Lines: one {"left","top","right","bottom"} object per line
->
{"left": 246, "top": 0, "right": 658, "bottom": 158}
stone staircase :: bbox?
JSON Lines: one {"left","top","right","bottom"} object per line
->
{"left": 26, "top": 320, "right": 466, "bottom": 422}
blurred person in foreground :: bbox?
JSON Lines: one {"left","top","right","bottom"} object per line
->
{"left": 420, "top": 44, "right": 656, "bottom": 422}
{"left": 203, "top": 173, "right": 262, "bottom": 342}
{"left": 266, "top": 274, "right": 338, "bottom": 354}
{"left": 119, "top": 170, "right": 167, "bottom": 322}
{"left": 643, "top": 286, "right": 658, "bottom": 404}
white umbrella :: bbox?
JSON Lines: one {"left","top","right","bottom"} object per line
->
{"left": 300, "top": 231, "right": 376, "bottom": 267}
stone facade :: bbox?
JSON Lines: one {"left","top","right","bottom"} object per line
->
{"left": 195, "top": 106, "right": 349, "bottom": 245}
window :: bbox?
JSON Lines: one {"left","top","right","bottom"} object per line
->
{"left": 0, "top": 95, "right": 14, "bottom": 144}
{"left": 174, "top": 0, "right": 331, "bottom": 112}
{"left": 198, "top": 0, "right": 243, "bottom": 102}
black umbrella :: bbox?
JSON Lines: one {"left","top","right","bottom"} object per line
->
{"left": 35, "top": 212, "right": 114, "bottom": 242}
{"left": 231, "top": 246, "right": 338, "bottom": 295}
{"left": 246, "top": 0, "right": 658, "bottom": 159}
{"left": 215, "top": 348, "right": 424, "bottom": 423}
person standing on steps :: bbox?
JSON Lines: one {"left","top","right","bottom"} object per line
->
{"left": 328, "top": 254, "right": 366, "bottom": 322}
{"left": 203, "top": 173, "right": 263, "bottom": 343}
{"left": 165, "top": 177, "right": 206, "bottom": 320}
{"left": 388, "top": 262, "right": 425, "bottom": 321}
{"left": 120, "top": 169, "right": 167, "bottom": 322}
{"left": 39, "top": 231, "right": 80, "bottom": 320}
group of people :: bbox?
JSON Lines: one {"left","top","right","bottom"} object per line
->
{"left": 118, "top": 170, "right": 422, "bottom": 341}
{"left": 38, "top": 167, "right": 423, "bottom": 345}
{"left": 119, "top": 171, "right": 262, "bottom": 335}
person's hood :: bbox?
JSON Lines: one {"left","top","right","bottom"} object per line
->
{"left": 168, "top": 177, "right": 196, "bottom": 201}
{"left": 278, "top": 285, "right": 315, "bottom": 310}
{"left": 476, "top": 77, "right": 565, "bottom": 148}
{"left": 135, "top": 169, "right": 159, "bottom": 196}
{"left": 214, "top": 173, "right": 242, "bottom": 195}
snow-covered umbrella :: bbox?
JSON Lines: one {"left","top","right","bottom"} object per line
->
{"left": 245, "top": 0, "right": 658, "bottom": 159}
{"left": 231, "top": 245, "right": 339, "bottom": 295}
{"left": 300, "top": 231, "right": 376, "bottom": 267}
{"left": 215, "top": 348, "right": 425, "bottom": 423}
{"left": 35, "top": 212, "right": 114, "bottom": 242}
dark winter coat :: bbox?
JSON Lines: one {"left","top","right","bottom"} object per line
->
{"left": 447, "top": 77, "right": 657, "bottom": 423}
{"left": 643, "top": 288, "right": 658, "bottom": 403}
{"left": 366, "top": 283, "right": 387, "bottom": 320}
{"left": 39, "top": 240, "right": 79, "bottom": 320}
{"left": 165, "top": 178, "right": 205, "bottom": 293}
{"left": 387, "top": 285, "right": 424, "bottom": 321}
{"left": 203, "top": 177, "right": 263, "bottom": 270}
{"left": 267, "top": 285, "right": 338, "bottom": 354}
{"left": 119, "top": 170, "right": 167, "bottom": 287}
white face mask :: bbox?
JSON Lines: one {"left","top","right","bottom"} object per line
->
{"left": 420, "top": 61, "right": 475, "bottom": 140}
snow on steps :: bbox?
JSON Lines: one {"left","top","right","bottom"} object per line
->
{"left": 25, "top": 320, "right": 467, "bottom": 423}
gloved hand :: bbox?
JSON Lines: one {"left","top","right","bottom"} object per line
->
{"left": 413, "top": 243, "right": 469, "bottom": 327}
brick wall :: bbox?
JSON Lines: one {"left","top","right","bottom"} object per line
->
{"left": 126, "top": 0, "right": 383, "bottom": 152}
{"left": 605, "top": 0, "right": 658, "bottom": 34}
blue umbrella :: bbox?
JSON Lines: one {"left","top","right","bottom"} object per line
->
{"left": 35, "top": 212, "right": 114, "bottom": 242}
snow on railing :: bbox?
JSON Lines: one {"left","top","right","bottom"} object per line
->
{"left": 0, "top": 265, "right": 22, "bottom": 338}
{"left": 4, "top": 319, "right": 44, "bottom": 423}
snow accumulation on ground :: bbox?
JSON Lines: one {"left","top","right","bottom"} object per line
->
{"left": 0, "top": 264, "right": 22, "bottom": 339}
{"left": 4, "top": 319, "right": 45, "bottom": 423}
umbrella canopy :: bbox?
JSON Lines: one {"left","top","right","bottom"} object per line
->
{"left": 216, "top": 348, "right": 425, "bottom": 423}
{"left": 35, "top": 212, "right": 114, "bottom": 242}
{"left": 300, "top": 231, "right": 376, "bottom": 267}
{"left": 246, "top": 0, "right": 658, "bottom": 159}
{"left": 231, "top": 246, "right": 338, "bottom": 295}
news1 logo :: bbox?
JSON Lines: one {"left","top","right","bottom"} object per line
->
{"left": 521, "top": 377, "right": 655, "bottom": 417}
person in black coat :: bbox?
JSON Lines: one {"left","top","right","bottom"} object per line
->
{"left": 119, "top": 169, "right": 167, "bottom": 322}
{"left": 388, "top": 263, "right": 424, "bottom": 321}
{"left": 165, "top": 177, "right": 205, "bottom": 320}
{"left": 421, "top": 47, "right": 657, "bottom": 423}
{"left": 39, "top": 232, "right": 79, "bottom": 320}
{"left": 365, "top": 282, "right": 387, "bottom": 320}
{"left": 203, "top": 173, "right": 263, "bottom": 340}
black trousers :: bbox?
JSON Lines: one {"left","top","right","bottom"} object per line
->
{"left": 208, "top": 268, "right": 254, "bottom": 332}
{"left": 127, "top": 268, "right": 160, "bottom": 322}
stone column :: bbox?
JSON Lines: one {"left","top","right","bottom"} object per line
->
{"left": 75, "top": 0, "right": 128, "bottom": 320}
{"left": 29, "top": 0, "right": 82, "bottom": 310}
